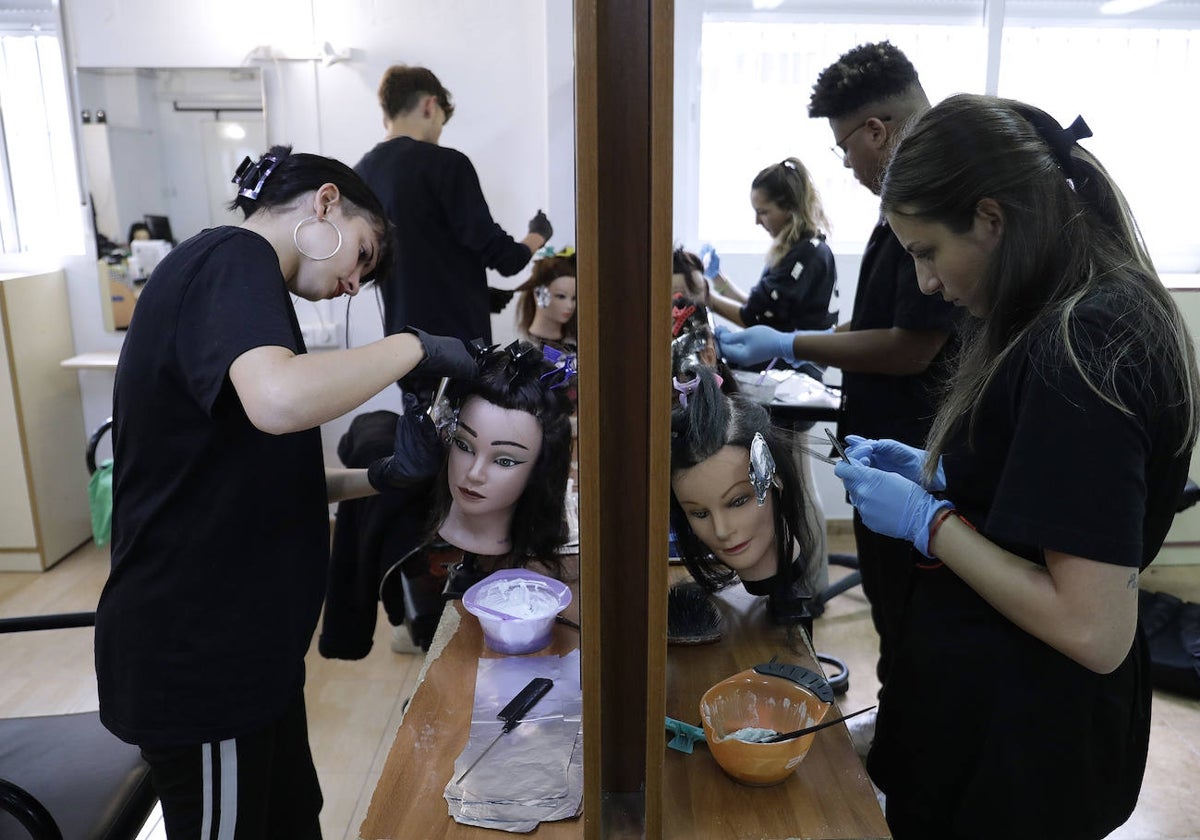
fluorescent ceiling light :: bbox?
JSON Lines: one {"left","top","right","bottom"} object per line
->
{"left": 1100, "top": 0, "right": 1168, "bottom": 14}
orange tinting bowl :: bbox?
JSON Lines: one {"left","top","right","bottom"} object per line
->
{"left": 699, "top": 668, "right": 832, "bottom": 786}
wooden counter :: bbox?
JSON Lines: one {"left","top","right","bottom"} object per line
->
{"left": 662, "top": 583, "right": 890, "bottom": 840}
{"left": 359, "top": 602, "right": 583, "bottom": 839}
{"left": 361, "top": 582, "right": 888, "bottom": 839}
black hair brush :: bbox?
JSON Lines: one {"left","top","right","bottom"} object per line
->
{"left": 667, "top": 582, "right": 723, "bottom": 645}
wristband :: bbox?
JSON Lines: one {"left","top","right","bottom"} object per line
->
{"left": 922, "top": 508, "right": 975, "bottom": 567}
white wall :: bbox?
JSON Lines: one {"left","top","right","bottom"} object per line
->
{"left": 56, "top": 0, "right": 571, "bottom": 466}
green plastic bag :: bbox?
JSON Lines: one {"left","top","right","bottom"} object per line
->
{"left": 88, "top": 458, "right": 114, "bottom": 546}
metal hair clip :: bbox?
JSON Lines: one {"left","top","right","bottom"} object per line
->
{"left": 748, "top": 432, "right": 776, "bottom": 507}
{"left": 232, "top": 153, "right": 280, "bottom": 200}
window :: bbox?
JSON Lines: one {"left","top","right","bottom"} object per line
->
{"left": 0, "top": 32, "right": 84, "bottom": 256}
{"left": 694, "top": 16, "right": 986, "bottom": 255}
{"left": 680, "top": 2, "right": 1200, "bottom": 273}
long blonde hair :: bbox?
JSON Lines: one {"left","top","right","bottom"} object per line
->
{"left": 752, "top": 157, "right": 830, "bottom": 268}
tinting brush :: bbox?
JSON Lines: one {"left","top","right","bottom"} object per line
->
{"left": 667, "top": 582, "right": 723, "bottom": 645}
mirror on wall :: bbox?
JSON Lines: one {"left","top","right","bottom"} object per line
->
{"left": 76, "top": 67, "right": 266, "bottom": 328}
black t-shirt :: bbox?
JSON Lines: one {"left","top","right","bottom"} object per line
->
{"left": 96, "top": 227, "right": 329, "bottom": 747}
{"left": 840, "top": 221, "right": 959, "bottom": 445}
{"left": 869, "top": 291, "right": 1190, "bottom": 838}
{"left": 354, "top": 137, "right": 533, "bottom": 344}
{"left": 740, "top": 236, "right": 838, "bottom": 332}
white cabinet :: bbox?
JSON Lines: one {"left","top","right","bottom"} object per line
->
{"left": 0, "top": 270, "right": 91, "bottom": 570}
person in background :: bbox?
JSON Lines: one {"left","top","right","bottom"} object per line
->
{"left": 717, "top": 42, "right": 958, "bottom": 699}
{"left": 703, "top": 157, "right": 838, "bottom": 340}
{"left": 355, "top": 64, "right": 553, "bottom": 349}
{"left": 514, "top": 245, "right": 577, "bottom": 354}
{"left": 95, "top": 146, "right": 476, "bottom": 837}
{"left": 835, "top": 93, "right": 1200, "bottom": 840}
{"left": 126, "top": 221, "right": 151, "bottom": 244}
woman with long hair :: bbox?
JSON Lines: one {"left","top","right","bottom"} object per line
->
{"left": 704, "top": 157, "right": 838, "bottom": 336}
{"left": 835, "top": 95, "right": 1200, "bottom": 839}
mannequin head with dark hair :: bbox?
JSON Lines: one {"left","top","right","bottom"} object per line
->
{"left": 669, "top": 366, "right": 814, "bottom": 620}
{"left": 430, "top": 341, "right": 574, "bottom": 561}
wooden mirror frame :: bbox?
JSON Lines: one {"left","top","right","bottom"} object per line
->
{"left": 575, "top": 1, "right": 673, "bottom": 836}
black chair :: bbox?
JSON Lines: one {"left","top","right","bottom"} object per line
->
{"left": 0, "top": 417, "right": 157, "bottom": 839}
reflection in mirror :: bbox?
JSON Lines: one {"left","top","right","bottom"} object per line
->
{"left": 77, "top": 67, "right": 265, "bottom": 330}
{"left": 77, "top": 67, "right": 266, "bottom": 248}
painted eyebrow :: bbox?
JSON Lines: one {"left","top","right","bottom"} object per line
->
{"left": 678, "top": 479, "right": 750, "bottom": 507}
{"left": 457, "top": 421, "right": 529, "bottom": 450}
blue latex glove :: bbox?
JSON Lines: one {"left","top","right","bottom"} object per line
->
{"left": 843, "top": 435, "right": 947, "bottom": 491}
{"left": 715, "top": 323, "right": 796, "bottom": 366}
{"left": 834, "top": 458, "right": 952, "bottom": 558}
{"left": 699, "top": 243, "right": 721, "bottom": 280}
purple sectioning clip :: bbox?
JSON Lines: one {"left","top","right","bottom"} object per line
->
{"left": 539, "top": 345, "right": 577, "bottom": 391}
{"left": 672, "top": 376, "right": 700, "bottom": 407}
{"left": 748, "top": 432, "right": 776, "bottom": 506}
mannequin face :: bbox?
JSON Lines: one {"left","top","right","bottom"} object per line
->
{"left": 447, "top": 397, "right": 543, "bottom": 519}
{"left": 671, "top": 445, "right": 778, "bottom": 582}
{"left": 543, "top": 275, "right": 577, "bottom": 324}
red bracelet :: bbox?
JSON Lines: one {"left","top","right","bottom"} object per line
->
{"left": 926, "top": 508, "right": 976, "bottom": 560}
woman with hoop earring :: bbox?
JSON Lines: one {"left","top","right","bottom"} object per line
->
{"left": 95, "top": 144, "right": 477, "bottom": 836}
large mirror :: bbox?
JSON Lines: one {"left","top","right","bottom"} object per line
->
{"left": 76, "top": 67, "right": 265, "bottom": 327}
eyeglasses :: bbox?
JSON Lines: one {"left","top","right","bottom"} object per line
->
{"left": 830, "top": 116, "right": 891, "bottom": 162}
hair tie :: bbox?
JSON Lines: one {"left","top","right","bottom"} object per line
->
{"left": 1021, "top": 111, "right": 1092, "bottom": 180}
{"left": 232, "top": 153, "right": 280, "bottom": 200}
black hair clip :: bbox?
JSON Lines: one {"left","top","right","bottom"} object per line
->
{"left": 540, "top": 345, "right": 577, "bottom": 391}
{"left": 468, "top": 337, "right": 497, "bottom": 364}
{"left": 232, "top": 153, "right": 280, "bottom": 200}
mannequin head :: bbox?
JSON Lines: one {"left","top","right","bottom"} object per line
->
{"left": 515, "top": 249, "right": 578, "bottom": 344}
{"left": 670, "top": 367, "right": 813, "bottom": 611}
{"left": 431, "top": 342, "right": 574, "bottom": 559}
{"left": 672, "top": 247, "right": 706, "bottom": 298}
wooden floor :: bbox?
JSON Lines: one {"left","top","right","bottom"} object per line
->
{"left": 2, "top": 532, "right": 1199, "bottom": 839}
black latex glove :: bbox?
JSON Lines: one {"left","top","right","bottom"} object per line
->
{"left": 528, "top": 209, "right": 553, "bottom": 241}
{"left": 399, "top": 326, "right": 478, "bottom": 395}
{"left": 367, "top": 392, "right": 445, "bottom": 491}
{"left": 488, "top": 286, "right": 516, "bottom": 314}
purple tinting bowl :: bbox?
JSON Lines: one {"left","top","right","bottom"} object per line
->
{"left": 462, "top": 569, "right": 572, "bottom": 655}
